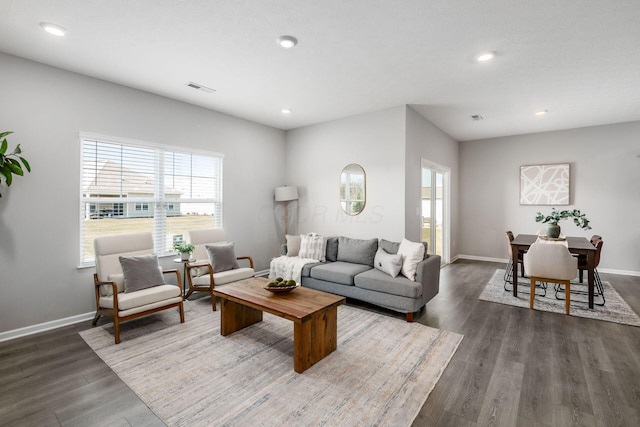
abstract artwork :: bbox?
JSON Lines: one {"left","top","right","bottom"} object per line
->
{"left": 520, "top": 163, "right": 570, "bottom": 205}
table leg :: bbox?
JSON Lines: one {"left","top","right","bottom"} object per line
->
{"left": 511, "top": 244, "right": 519, "bottom": 297}
{"left": 219, "top": 298, "right": 263, "bottom": 336}
{"left": 293, "top": 306, "right": 338, "bottom": 373}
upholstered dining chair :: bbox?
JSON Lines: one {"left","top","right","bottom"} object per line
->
{"left": 503, "top": 231, "right": 525, "bottom": 289}
{"left": 524, "top": 241, "right": 577, "bottom": 315}
{"left": 185, "top": 229, "right": 255, "bottom": 310}
{"left": 556, "top": 235, "right": 605, "bottom": 306}
{"left": 93, "top": 232, "right": 185, "bottom": 344}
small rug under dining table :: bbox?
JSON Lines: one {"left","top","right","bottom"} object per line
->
{"left": 80, "top": 298, "right": 463, "bottom": 426}
{"left": 479, "top": 269, "right": 640, "bottom": 327}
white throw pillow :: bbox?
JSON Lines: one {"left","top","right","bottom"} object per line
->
{"left": 298, "top": 233, "right": 326, "bottom": 262}
{"left": 397, "top": 238, "right": 425, "bottom": 281}
{"left": 286, "top": 234, "right": 301, "bottom": 257}
{"left": 373, "top": 247, "right": 403, "bottom": 278}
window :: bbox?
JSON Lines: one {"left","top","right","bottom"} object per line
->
{"left": 80, "top": 133, "right": 223, "bottom": 265}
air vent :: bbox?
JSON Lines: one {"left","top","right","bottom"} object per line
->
{"left": 470, "top": 114, "right": 483, "bottom": 121}
{"left": 186, "top": 82, "right": 215, "bottom": 93}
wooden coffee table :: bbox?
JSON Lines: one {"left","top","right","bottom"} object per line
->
{"left": 212, "top": 277, "right": 346, "bottom": 373}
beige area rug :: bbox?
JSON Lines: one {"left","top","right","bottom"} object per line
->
{"left": 479, "top": 269, "right": 640, "bottom": 327}
{"left": 80, "top": 299, "right": 463, "bottom": 426}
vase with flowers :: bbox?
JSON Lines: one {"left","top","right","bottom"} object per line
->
{"left": 535, "top": 208, "right": 592, "bottom": 238}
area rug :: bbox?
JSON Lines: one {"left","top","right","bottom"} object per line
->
{"left": 80, "top": 299, "right": 463, "bottom": 426}
{"left": 479, "top": 269, "right": 640, "bottom": 327}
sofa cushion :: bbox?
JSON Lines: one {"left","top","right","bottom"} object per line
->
{"left": 325, "top": 237, "right": 339, "bottom": 262}
{"left": 299, "top": 233, "right": 326, "bottom": 262}
{"left": 206, "top": 243, "right": 240, "bottom": 273}
{"left": 119, "top": 254, "right": 166, "bottom": 293}
{"left": 310, "top": 261, "right": 371, "bottom": 286}
{"left": 285, "top": 234, "right": 301, "bottom": 256}
{"left": 337, "top": 236, "right": 378, "bottom": 267}
{"left": 373, "top": 247, "right": 402, "bottom": 278}
{"left": 354, "top": 268, "right": 423, "bottom": 299}
{"left": 397, "top": 238, "right": 425, "bottom": 281}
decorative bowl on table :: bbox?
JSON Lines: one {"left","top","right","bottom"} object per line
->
{"left": 264, "top": 278, "right": 300, "bottom": 294}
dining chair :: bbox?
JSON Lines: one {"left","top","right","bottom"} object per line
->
{"left": 504, "top": 231, "right": 532, "bottom": 291}
{"left": 524, "top": 241, "right": 577, "bottom": 315}
{"left": 555, "top": 235, "right": 605, "bottom": 306}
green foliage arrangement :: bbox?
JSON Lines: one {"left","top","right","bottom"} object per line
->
{"left": 173, "top": 242, "right": 195, "bottom": 254}
{"left": 535, "top": 208, "right": 592, "bottom": 230}
{"left": 0, "top": 131, "right": 31, "bottom": 198}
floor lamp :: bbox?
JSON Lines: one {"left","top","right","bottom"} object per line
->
{"left": 275, "top": 185, "right": 298, "bottom": 236}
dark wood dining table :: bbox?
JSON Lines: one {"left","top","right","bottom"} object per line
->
{"left": 510, "top": 234, "right": 598, "bottom": 308}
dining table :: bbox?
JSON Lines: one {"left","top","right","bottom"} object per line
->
{"left": 510, "top": 234, "right": 598, "bottom": 308}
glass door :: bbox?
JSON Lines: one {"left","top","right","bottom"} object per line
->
{"left": 421, "top": 160, "right": 449, "bottom": 262}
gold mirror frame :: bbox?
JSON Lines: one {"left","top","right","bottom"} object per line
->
{"left": 340, "top": 163, "right": 366, "bottom": 215}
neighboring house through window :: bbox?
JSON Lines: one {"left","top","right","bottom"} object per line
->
{"left": 80, "top": 133, "right": 223, "bottom": 265}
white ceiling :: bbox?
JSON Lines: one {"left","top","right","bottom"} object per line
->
{"left": 1, "top": 0, "right": 639, "bottom": 141}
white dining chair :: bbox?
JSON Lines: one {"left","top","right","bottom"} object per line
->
{"left": 523, "top": 241, "right": 577, "bottom": 315}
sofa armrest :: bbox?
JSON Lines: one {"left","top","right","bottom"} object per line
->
{"left": 415, "top": 255, "right": 441, "bottom": 304}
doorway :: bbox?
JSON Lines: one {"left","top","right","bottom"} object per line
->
{"left": 421, "top": 159, "right": 449, "bottom": 263}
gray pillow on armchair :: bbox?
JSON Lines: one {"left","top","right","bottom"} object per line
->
{"left": 206, "top": 243, "right": 240, "bottom": 273}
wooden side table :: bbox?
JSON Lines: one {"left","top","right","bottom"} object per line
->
{"left": 173, "top": 258, "right": 194, "bottom": 297}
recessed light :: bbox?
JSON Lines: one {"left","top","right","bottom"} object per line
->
{"left": 476, "top": 51, "right": 495, "bottom": 62}
{"left": 281, "top": 108, "right": 292, "bottom": 114}
{"left": 39, "top": 22, "right": 67, "bottom": 37}
{"left": 535, "top": 110, "right": 548, "bottom": 116}
{"left": 277, "top": 35, "right": 298, "bottom": 49}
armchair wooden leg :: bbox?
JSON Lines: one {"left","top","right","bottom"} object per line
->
{"left": 92, "top": 312, "right": 101, "bottom": 325}
{"left": 210, "top": 289, "right": 217, "bottom": 311}
{"left": 564, "top": 280, "right": 570, "bottom": 315}
{"left": 530, "top": 277, "right": 536, "bottom": 309}
{"left": 179, "top": 302, "right": 185, "bottom": 323}
{"left": 405, "top": 312, "right": 414, "bottom": 322}
{"left": 114, "top": 317, "right": 121, "bottom": 344}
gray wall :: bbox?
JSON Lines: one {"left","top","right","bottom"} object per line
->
{"left": 459, "top": 121, "right": 640, "bottom": 274}
{"left": 285, "top": 106, "right": 407, "bottom": 241}
{"left": 0, "top": 53, "right": 286, "bottom": 334}
{"left": 405, "top": 106, "right": 459, "bottom": 259}
{"left": 285, "top": 105, "right": 461, "bottom": 254}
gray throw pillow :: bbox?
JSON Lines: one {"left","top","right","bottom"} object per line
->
{"left": 119, "top": 254, "right": 166, "bottom": 293}
{"left": 325, "top": 236, "right": 339, "bottom": 262}
{"left": 374, "top": 247, "right": 402, "bottom": 278}
{"left": 206, "top": 243, "right": 240, "bottom": 273}
{"left": 337, "top": 236, "right": 378, "bottom": 267}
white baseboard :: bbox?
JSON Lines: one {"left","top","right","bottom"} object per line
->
{"left": 0, "top": 312, "right": 94, "bottom": 343}
{"left": 456, "top": 254, "right": 640, "bottom": 276}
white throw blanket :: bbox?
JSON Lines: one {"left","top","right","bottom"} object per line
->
{"left": 269, "top": 256, "right": 318, "bottom": 283}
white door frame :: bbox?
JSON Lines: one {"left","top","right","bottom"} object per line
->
{"left": 421, "top": 158, "right": 450, "bottom": 264}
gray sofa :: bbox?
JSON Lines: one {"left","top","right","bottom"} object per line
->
{"left": 282, "top": 236, "right": 440, "bottom": 321}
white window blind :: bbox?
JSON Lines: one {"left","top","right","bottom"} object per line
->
{"left": 80, "top": 134, "right": 223, "bottom": 265}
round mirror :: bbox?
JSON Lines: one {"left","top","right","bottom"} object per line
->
{"left": 340, "top": 163, "right": 366, "bottom": 215}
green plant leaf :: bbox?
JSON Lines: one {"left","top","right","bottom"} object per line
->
{"left": 0, "top": 138, "right": 7, "bottom": 155}
{"left": 2, "top": 166, "right": 12, "bottom": 186}
{"left": 0, "top": 169, "right": 6, "bottom": 183}
{"left": 6, "top": 161, "right": 23, "bottom": 176}
{"left": 0, "top": 131, "right": 12, "bottom": 139}
{"left": 11, "top": 144, "right": 21, "bottom": 155}
{"left": 19, "top": 157, "right": 31, "bottom": 172}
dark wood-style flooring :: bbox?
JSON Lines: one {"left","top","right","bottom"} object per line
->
{"left": 1, "top": 260, "right": 639, "bottom": 426}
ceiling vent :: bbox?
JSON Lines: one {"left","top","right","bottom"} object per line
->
{"left": 470, "top": 114, "right": 483, "bottom": 121}
{"left": 186, "top": 82, "right": 215, "bottom": 93}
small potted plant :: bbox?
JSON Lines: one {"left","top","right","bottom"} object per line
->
{"left": 535, "top": 208, "right": 592, "bottom": 238}
{"left": 173, "top": 242, "right": 195, "bottom": 261}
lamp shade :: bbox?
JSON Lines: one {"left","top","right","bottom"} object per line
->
{"left": 275, "top": 186, "right": 298, "bottom": 202}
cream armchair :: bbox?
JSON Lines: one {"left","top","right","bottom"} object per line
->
{"left": 92, "top": 232, "right": 185, "bottom": 344}
{"left": 524, "top": 241, "right": 577, "bottom": 314}
{"left": 185, "top": 229, "right": 255, "bottom": 310}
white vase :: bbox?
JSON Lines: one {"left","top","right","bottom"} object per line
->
{"left": 180, "top": 252, "right": 190, "bottom": 261}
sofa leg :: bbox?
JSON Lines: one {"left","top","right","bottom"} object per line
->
{"left": 405, "top": 312, "right": 414, "bottom": 322}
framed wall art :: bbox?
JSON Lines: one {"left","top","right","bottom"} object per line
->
{"left": 519, "top": 163, "right": 570, "bottom": 205}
